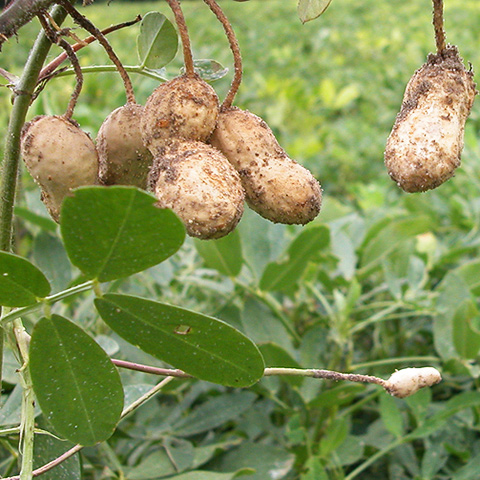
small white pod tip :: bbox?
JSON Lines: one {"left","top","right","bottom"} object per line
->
{"left": 385, "top": 367, "right": 442, "bottom": 398}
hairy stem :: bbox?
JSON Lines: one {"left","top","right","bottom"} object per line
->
{"left": 58, "top": 0, "right": 136, "bottom": 104}
{"left": 432, "top": 0, "right": 446, "bottom": 53}
{"left": 0, "top": 280, "right": 96, "bottom": 325}
{"left": 202, "top": 0, "right": 242, "bottom": 109}
{"left": 112, "top": 359, "right": 390, "bottom": 388}
{"left": 165, "top": 0, "right": 195, "bottom": 76}
{"left": 14, "top": 320, "right": 35, "bottom": 480}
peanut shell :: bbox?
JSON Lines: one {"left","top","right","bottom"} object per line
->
{"left": 384, "top": 45, "right": 477, "bottom": 192}
{"left": 148, "top": 140, "right": 244, "bottom": 239}
{"left": 97, "top": 103, "right": 153, "bottom": 189}
{"left": 210, "top": 107, "right": 322, "bottom": 224}
{"left": 21, "top": 115, "right": 98, "bottom": 221}
{"left": 141, "top": 74, "right": 219, "bottom": 154}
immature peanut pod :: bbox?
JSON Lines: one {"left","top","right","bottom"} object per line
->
{"left": 97, "top": 103, "right": 153, "bottom": 189}
{"left": 148, "top": 140, "right": 244, "bottom": 239}
{"left": 210, "top": 107, "right": 322, "bottom": 224}
{"left": 385, "top": 367, "right": 442, "bottom": 398}
{"left": 141, "top": 74, "right": 220, "bottom": 154}
{"left": 384, "top": 46, "right": 476, "bottom": 192}
{"left": 21, "top": 115, "right": 98, "bottom": 222}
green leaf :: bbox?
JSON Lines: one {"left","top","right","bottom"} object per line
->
{"left": 33, "top": 232, "right": 72, "bottom": 293}
{"left": 126, "top": 449, "right": 176, "bottom": 480}
{"left": 319, "top": 416, "right": 349, "bottom": 456}
{"left": 29, "top": 315, "right": 124, "bottom": 446}
{"left": 260, "top": 226, "right": 330, "bottom": 291}
{"left": 137, "top": 12, "right": 178, "bottom": 69}
{"left": 167, "top": 471, "right": 253, "bottom": 480}
{"left": 173, "top": 391, "right": 256, "bottom": 437}
{"left": 61, "top": 186, "right": 185, "bottom": 282}
{"left": 409, "top": 391, "right": 480, "bottom": 440}
{"left": 452, "top": 300, "right": 480, "bottom": 359}
{"left": 454, "top": 259, "right": 480, "bottom": 295}
{"left": 219, "top": 443, "right": 295, "bottom": 480}
{"left": 298, "top": 0, "right": 333, "bottom": 23}
{"left": 95, "top": 294, "right": 265, "bottom": 387}
{"left": 301, "top": 457, "right": 328, "bottom": 480}
{"left": 194, "top": 229, "right": 243, "bottom": 277}
{"left": 379, "top": 394, "right": 404, "bottom": 438}
{"left": 0, "top": 251, "right": 50, "bottom": 306}
{"left": 308, "top": 384, "right": 364, "bottom": 408}
{"left": 192, "top": 59, "right": 229, "bottom": 81}
{"left": 360, "top": 216, "right": 432, "bottom": 272}
{"left": 434, "top": 273, "right": 473, "bottom": 360}
{"left": 14, "top": 206, "right": 58, "bottom": 232}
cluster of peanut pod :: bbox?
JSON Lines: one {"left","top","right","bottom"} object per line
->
{"left": 20, "top": 73, "right": 322, "bottom": 240}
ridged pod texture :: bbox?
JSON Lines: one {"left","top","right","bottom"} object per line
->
{"left": 97, "top": 103, "right": 153, "bottom": 189}
{"left": 141, "top": 74, "right": 219, "bottom": 154}
{"left": 210, "top": 107, "right": 322, "bottom": 224}
{"left": 21, "top": 115, "right": 98, "bottom": 221}
{"left": 384, "top": 45, "right": 477, "bottom": 193}
{"left": 148, "top": 140, "right": 244, "bottom": 239}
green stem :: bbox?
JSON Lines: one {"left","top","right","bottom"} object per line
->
{"left": 0, "top": 4, "right": 66, "bottom": 251}
{"left": 350, "top": 306, "right": 435, "bottom": 334}
{"left": 0, "top": 4, "right": 68, "bottom": 402}
{"left": 54, "top": 64, "right": 168, "bottom": 82}
{"left": 344, "top": 437, "right": 405, "bottom": 480}
{"left": 14, "top": 319, "right": 35, "bottom": 480}
{"left": 351, "top": 356, "right": 440, "bottom": 370}
{"left": 0, "top": 280, "right": 96, "bottom": 325}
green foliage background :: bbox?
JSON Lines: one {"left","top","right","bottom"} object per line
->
{"left": 1, "top": 0, "right": 480, "bottom": 479}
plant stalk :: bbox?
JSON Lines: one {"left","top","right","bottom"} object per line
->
{"left": 0, "top": 1, "right": 68, "bottom": 427}
{"left": 432, "top": 0, "right": 446, "bottom": 53}
{"left": 14, "top": 319, "right": 35, "bottom": 480}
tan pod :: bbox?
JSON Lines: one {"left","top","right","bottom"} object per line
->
{"left": 141, "top": 74, "right": 220, "bottom": 154}
{"left": 21, "top": 115, "right": 99, "bottom": 222}
{"left": 210, "top": 107, "right": 322, "bottom": 224}
{"left": 97, "top": 103, "right": 153, "bottom": 189}
{"left": 385, "top": 46, "right": 477, "bottom": 193}
{"left": 148, "top": 140, "right": 244, "bottom": 240}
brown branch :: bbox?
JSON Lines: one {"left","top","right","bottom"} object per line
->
{"left": 58, "top": 0, "right": 136, "bottom": 104}
{"left": 0, "top": 0, "right": 56, "bottom": 50}
{"left": 38, "top": 13, "right": 83, "bottom": 119}
{"left": 202, "top": 0, "right": 242, "bottom": 109}
{"left": 164, "top": 0, "right": 195, "bottom": 76}
{"left": 432, "top": 0, "right": 446, "bottom": 54}
{"left": 38, "top": 16, "right": 142, "bottom": 82}
{"left": 111, "top": 359, "right": 192, "bottom": 377}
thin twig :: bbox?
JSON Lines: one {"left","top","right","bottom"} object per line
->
{"left": 58, "top": 0, "right": 136, "bottom": 104}
{"left": 111, "top": 358, "right": 389, "bottom": 388}
{"left": 432, "top": 0, "right": 446, "bottom": 54}
{"left": 38, "top": 14, "right": 83, "bottom": 120}
{"left": 202, "top": 0, "right": 242, "bottom": 109}
{"left": 165, "top": 0, "right": 195, "bottom": 76}
{"left": 38, "top": 16, "right": 142, "bottom": 82}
